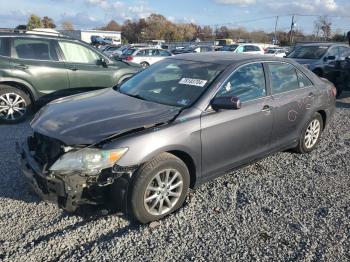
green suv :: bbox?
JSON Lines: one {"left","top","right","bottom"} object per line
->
{"left": 0, "top": 32, "right": 141, "bottom": 123}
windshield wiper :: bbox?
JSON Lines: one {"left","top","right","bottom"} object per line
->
{"left": 120, "top": 91, "right": 147, "bottom": 101}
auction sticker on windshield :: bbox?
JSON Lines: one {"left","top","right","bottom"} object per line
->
{"left": 179, "top": 78, "right": 208, "bottom": 87}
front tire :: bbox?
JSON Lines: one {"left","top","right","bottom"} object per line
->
{"left": 129, "top": 153, "right": 190, "bottom": 223}
{"left": 294, "top": 112, "right": 323, "bottom": 153}
{"left": 0, "top": 86, "right": 31, "bottom": 124}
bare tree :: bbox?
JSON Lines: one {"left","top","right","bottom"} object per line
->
{"left": 314, "top": 16, "right": 332, "bottom": 40}
{"left": 62, "top": 20, "right": 74, "bottom": 30}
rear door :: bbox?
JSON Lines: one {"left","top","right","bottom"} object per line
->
{"left": 9, "top": 37, "right": 69, "bottom": 97}
{"left": 0, "top": 37, "right": 12, "bottom": 78}
{"left": 201, "top": 62, "right": 274, "bottom": 177}
{"left": 57, "top": 40, "right": 117, "bottom": 90}
{"left": 266, "top": 62, "right": 316, "bottom": 149}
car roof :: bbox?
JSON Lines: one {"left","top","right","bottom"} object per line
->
{"left": 169, "top": 52, "right": 285, "bottom": 65}
{"left": 297, "top": 42, "right": 348, "bottom": 47}
{"left": 136, "top": 47, "right": 163, "bottom": 50}
{"left": 0, "top": 32, "right": 73, "bottom": 40}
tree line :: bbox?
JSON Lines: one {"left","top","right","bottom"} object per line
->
{"left": 19, "top": 13, "right": 348, "bottom": 45}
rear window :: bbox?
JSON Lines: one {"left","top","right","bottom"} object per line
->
{"left": 14, "top": 38, "right": 58, "bottom": 61}
{"left": 268, "top": 63, "right": 299, "bottom": 94}
{"left": 0, "top": 37, "right": 10, "bottom": 57}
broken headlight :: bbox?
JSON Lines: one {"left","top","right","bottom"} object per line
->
{"left": 49, "top": 147, "right": 128, "bottom": 175}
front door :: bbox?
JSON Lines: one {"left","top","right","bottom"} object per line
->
{"left": 57, "top": 41, "right": 117, "bottom": 91}
{"left": 201, "top": 63, "right": 274, "bottom": 178}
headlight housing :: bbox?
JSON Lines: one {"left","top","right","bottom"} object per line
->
{"left": 49, "top": 147, "right": 128, "bottom": 175}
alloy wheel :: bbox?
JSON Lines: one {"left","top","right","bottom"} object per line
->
{"left": 0, "top": 93, "right": 27, "bottom": 121}
{"left": 143, "top": 169, "right": 183, "bottom": 216}
{"left": 304, "top": 119, "right": 321, "bottom": 149}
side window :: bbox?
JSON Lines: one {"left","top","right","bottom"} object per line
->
{"left": 151, "top": 49, "right": 160, "bottom": 56}
{"left": 297, "top": 70, "right": 312, "bottom": 88}
{"left": 201, "top": 47, "right": 211, "bottom": 52}
{"left": 159, "top": 50, "right": 171, "bottom": 56}
{"left": 339, "top": 47, "right": 350, "bottom": 58}
{"left": 136, "top": 50, "right": 147, "bottom": 56}
{"left": 58, "top": 41, "right": 99, "bottom": 64}
{"left": 327, "top": 47, "right": 339, "bottom": 58}
{"left": 0, "top": 38, "right": 10, "bottom": 57}
{"left": 236, "top": 46, "right": 244, "bottom": 53}
{"left": 14, "top": 38, "right": 58, "bottom": 61}
{"left": 268, "top": 63, "right": 299, "bottom": 94}
{"left": 253, "top": 46, "right": 261, "bottom": 51}
{"left": 216, "top": 63, "right": 266, "bottom": 102}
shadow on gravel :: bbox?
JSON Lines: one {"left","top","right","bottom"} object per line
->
{"left": 336, "top": 91, "right": 350, "bottom": 109}
{"left": 10, "top": 207, "right": 133, "bottom": 258}
{"left": 54, "top": 221, "right": 139, "bottom": 260}
{"left": 336, "top": 101, "right": 350, "bottom": 109}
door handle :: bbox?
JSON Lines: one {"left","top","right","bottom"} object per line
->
{"left": 14, "top": 64, "right": 28, "bottom": 70}
{"left": 308, "top": 92, "right": 315, "bottom": 98}
{"left": 69, "top": 67, "right": 78, "bottom": 71}
{"left": 261, "top": 105, "right": 271, "bottom": 112}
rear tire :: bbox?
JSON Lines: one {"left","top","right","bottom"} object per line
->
{"left": 140, "top": 62, "right": 149, "bottom": 68}
{"left": 294, "top": 112, "right": 323, "bottom": 153}
{"left": 129, "top": 153, "right": 190, "bottom": 224}
{"left": 0, "top": 85, "right": 31, "bottom": 124}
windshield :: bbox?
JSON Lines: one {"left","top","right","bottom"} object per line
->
{"left": 287, "top": 45, "right": 329, "bottom": 59}
{"left": 118, "top": 59, "right": 224, "bottom": 107}
{"left": 222, "top": 45, "right": 238, "bottom": 51}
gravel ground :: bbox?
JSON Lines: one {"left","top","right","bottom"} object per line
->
{"left": 0, "top": 96, "right": 349, "bottom": 262}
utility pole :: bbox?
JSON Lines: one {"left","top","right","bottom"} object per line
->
{"left": 213, "top": 24, "right": 218, "bottom": 46}
{"left": 289, "top": 15, "right": 295, "bottom": 44}
{"left": 274, "top": 16, "right": 279, "bottom": 45}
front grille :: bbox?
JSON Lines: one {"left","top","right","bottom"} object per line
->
{"left": 28, "top": 132, "right": 64, "bottom": 169}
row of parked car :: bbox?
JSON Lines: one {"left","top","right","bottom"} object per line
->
{"left": 0, "top": 31, "right": 349, "bottom": 124}
{"left": 99, "top": 43, "right": 290, "bottom": 69}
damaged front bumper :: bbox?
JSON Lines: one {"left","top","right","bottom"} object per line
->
{"left": 19, "top": 140, "right": 136, "bottom": 212}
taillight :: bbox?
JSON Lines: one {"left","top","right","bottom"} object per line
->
{"left": 330, "top": 85, "right": 337, "bottom": 97}
{"left": 125, "top": 56, "right": 133, "bottom": 61}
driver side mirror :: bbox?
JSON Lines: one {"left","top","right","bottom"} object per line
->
{"left": 324, "top": 55, "right": 336, "bottom": 61}
{"left": 211, "top": 96, "right": 241, "bottom": 111}
{"left": 97, "top": 57, "right": 108, "bottom": 67}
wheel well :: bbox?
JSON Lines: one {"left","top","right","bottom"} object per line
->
{"left": 0, "top": 81, "right": 34, "bottom": 102}
{"left": 168, "top": 150, "right": 196, "bottom": 188}
{"left": 317, "top": 110, "right": 327, "bottom": 130}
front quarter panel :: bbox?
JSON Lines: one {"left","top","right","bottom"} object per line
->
{"left": 102, "top": 108, "right": 202, "bottom": 182}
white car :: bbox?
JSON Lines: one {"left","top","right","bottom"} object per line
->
{"left": 122, "top": 48, "right": 173, "bottom": 68}
{"left": 221, "top": 43, "right": 264, "bottom": 55}
{"left": 265, "top": 48, "right": 287, "bottom": 57}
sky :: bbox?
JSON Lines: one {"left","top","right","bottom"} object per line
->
{"left": 0, "top": 0, "right": 349, "bottom": 34}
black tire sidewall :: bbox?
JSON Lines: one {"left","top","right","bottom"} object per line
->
{"left": 141, "top": 62, "right": 149, "bottom": 68}
{"left": 299, "top": 113, "right": 324, "bottom": 153}
{"left": 129, "top": 154, "right": 190, "bottom": 224}
{"left": 0, "top": 86, "right": 31, "bottom": 123}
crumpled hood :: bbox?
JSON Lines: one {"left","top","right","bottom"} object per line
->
{"left": 31, "top": 88, "right": 180, "bottom": 145}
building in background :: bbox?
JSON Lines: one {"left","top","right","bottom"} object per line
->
{"left": 59, "top": 29, "right": 121, "bottom": 45}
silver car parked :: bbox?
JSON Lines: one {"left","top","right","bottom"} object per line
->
{"left": 122, "top": 47, "right": 173, "bottom": 68}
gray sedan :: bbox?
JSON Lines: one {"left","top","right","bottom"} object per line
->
{"left": 20, "top": 53, "right": 336, "bottom": 223}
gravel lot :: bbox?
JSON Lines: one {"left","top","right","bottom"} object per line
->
{"left": 0, "top": 95, "right": 349, "bottom": 261}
